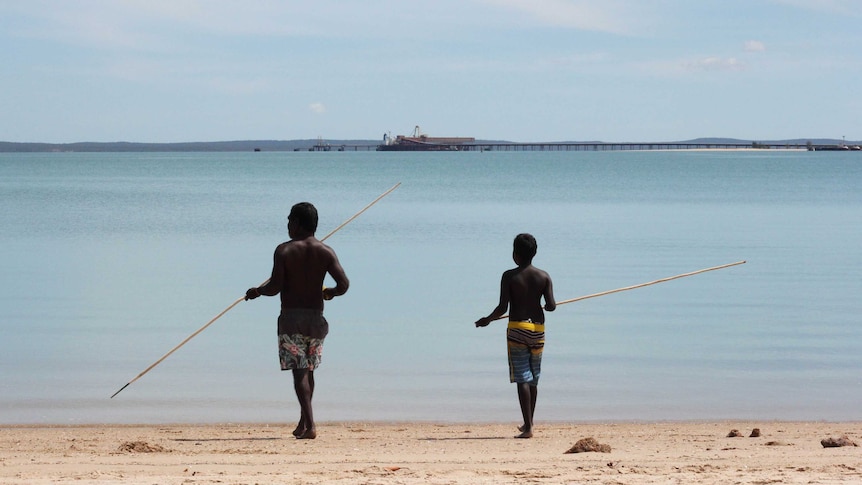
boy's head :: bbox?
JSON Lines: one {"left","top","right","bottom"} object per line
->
{"left": 288, "top": 202, "right": 319, "bottom": 233}
{"left": 513, "top": 233, "right": 537, "bottom": 264}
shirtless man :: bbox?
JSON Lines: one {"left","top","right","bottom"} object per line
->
{"left": 245, "top": 202, "right": 349, "bottom": 439}
{"left": 475, "top": 233, "right": 555, "bottom": 438}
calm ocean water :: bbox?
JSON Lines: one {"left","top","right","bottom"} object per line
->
{"left": 1, "top": 150, "right": 861, "bottom": 425}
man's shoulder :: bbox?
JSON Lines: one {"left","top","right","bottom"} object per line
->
{"left": 281, "top": 237, "right": 337, "bottom": 256}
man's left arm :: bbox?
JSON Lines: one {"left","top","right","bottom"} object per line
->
{"left": 323, "top": 252, "right": 349, "bottom": 301}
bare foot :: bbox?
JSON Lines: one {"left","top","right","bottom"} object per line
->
{"left": 518, "top": 424, "right": 526, "bottom": 432}
{"left": 515, "top": 430, "right": 533, "bottom": 439}
{"left": 297, "top": 428, "right": 317, "bottom": 440}
{"left": 292, "top": 420, "right": 305, "bottom": 437}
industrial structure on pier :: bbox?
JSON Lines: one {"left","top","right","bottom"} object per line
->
{"left": 377, "top": 126, "right": 474, "bottom": 151}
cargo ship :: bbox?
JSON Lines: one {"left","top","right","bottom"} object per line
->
{"left": 377, "top": 126, "right": 475, "bottom": 151}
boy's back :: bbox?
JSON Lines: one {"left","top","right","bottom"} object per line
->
{"left": 504, "top": 265, "right": 554, "bottom": 324}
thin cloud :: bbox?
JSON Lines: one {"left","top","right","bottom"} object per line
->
{"left": 639, "top": 55, "right": 748, "bottom": 77}
{"left": 683, "top": 56, "right": 744, "bottom": 72}
{"left": 744, "top": 40, "right": 766, "bottom": 52}
{"left": 309, "top": 103, "right": 326, "bottom": 114}
{"left": 769, "top": 0, "right": 860, "bottom": 16}
{"left": 477, "top": 0, "right": 645, "bottom": 35}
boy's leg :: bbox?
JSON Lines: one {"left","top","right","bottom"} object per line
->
{"left": 526, "top": 345, "right": 542, "bottom": 431}
{"left": 516, "top": 383, "right": 534, "bottom": 438}
{"left": 530, "top": 384, "right": 538, "bottom": 423}
{"left": 517, "top": 384, "right": 539, "bottom": 435}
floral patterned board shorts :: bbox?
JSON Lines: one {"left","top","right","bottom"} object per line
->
{"left": 279, "top": 333, "right": 324, "bottom": 371}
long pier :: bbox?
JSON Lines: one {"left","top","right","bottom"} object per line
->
{"left": 311, "top": 141, "right": 816, "bottom": 152}
{"left": 451, "top": 142, "right": 809, "bottom": 152}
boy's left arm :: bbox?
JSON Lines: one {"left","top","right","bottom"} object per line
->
{"left": 543, "top": 275, "right": 556, "bottom": 312}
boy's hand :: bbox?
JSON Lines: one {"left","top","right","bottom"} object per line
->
{"left": 245, "top": 287, "right": 260, "bottom": 301}
{"left": 322, "top": 286, "right": 334, "bottom": 301}
{"left": 475, "top": 317, "right": 491, "bottom": 327}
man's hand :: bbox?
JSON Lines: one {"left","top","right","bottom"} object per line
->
{"left": 245, "top": 287, "right": 261, "bottom": 301}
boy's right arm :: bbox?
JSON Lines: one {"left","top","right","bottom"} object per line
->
{"left": 475, "top": 273, "right": 510, "bottom": 327}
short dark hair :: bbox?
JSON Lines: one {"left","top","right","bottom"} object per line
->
{"left": 513, "top": 233, "right": 537, "bottom": 261}
{"left": 289, "top": 202, "right": 318, "bottom": 232}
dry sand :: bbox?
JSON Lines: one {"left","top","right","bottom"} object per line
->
{"left": 1, "top": 421, "right": 860, "bottom": 484}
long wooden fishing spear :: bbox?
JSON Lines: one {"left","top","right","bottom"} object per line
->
{"left": 111, "top": 182, "right": 401, "bottom": 398}
{"left": 495, "top": 260, "right": 746, "bottom": 321}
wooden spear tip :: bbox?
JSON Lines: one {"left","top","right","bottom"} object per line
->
{"left": 110, "top": 382, "right": 130, "bottom": 399}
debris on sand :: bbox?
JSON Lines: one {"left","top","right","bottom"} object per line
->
{"left": 727, "top": 429, "right": 743, "bottom": 438}
{"left": 821, "top": 436, "right": 858, "bottom": 448}
{"left": 118, "top": 441, "right": 168, "bottom": 453}
{"left": 565, "top": 437, "right": 611, "bottom": 454}
{"left": 749, "top": 428, "right": 761, "bottom": 437}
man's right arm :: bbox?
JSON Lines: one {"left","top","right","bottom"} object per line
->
{"left": 246, "top": 246, "right": 284, "bottom": 300}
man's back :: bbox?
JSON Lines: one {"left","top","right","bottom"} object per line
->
{"left": 275, "top": 236, "right": 338, "bottom": 311}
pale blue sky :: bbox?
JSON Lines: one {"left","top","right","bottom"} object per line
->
{"left": 1, "top": 0, "right": 859, "bottom": 143}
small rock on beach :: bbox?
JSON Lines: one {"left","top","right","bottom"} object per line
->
{"left": 565, "top": 437, "right": 611, "bottom": 454}
{"left": 821, "top": 436, "right": 857, "bottom": 448}
{"left": 118, "top": 441, "right": 168, "bottom": 453}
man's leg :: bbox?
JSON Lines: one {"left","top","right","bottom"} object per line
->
{"left": 292, "top": 368, "right": 316, "bottom": 439}
{"left": 292, "top": 371, "right": 316, "bottom": 437}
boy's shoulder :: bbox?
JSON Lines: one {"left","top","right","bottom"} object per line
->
{"left": 502, "top": 265, "right": 524, "bottom": 277}
{"left": 533, "top": 265, "right": 551, "bottom": 276}
{"left": 524, "top": 265, "right": 552, "bottom": 281}
{"left": 504, "top": 264, "right": 550, "bottom": 278}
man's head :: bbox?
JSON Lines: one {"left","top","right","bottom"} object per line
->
{"left": 288, "top": 202, "right": 319, "bottom": 234}
{"left": 513, "top": 233, "right": 537, "bottom": 264}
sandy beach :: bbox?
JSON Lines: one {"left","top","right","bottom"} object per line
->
{"left": 1, "top": 421, "right": 860, "bottom": 484}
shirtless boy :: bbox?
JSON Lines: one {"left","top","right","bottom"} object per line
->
{"left": 475, "top": 233, "right": 555, "bottom": 438}
{"left": 245, "top": 202, "right": 349, "bottom": 439}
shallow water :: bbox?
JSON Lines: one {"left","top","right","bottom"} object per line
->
{"left": 1, "top": 150, "right": 860, "bottom": 424}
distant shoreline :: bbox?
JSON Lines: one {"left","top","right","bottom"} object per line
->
{"left": 0, "top": 138, "right": 855, "bottom": 153}
{"left": 0, "top": 138, "right": 862, "bottom": 153}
